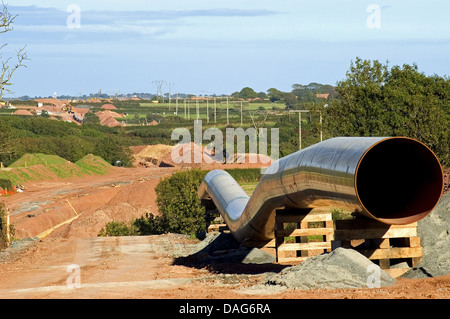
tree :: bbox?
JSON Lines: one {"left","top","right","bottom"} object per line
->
{"left": 0, "top": 3, "right": 28, "bottom": 99}
{"left": 267, "top": 88, "right": 284, "bottom": 102}
{"left": 155, "top": 170, "right": 207, "bottom": 236}
{"left": 257, "top": 91, "right": 267, "bottom": 99}
{"left": 325, "top": 57, "right": 450, "bottom": 166}
{"left": 383, "top": 64, "right": 449, "bottom": 164}
{"left": 325, "top": 57, "right": 389, "bottom": 136}
{"left": 239, "top": 87, "right": 258, "bottom": 100}
{"left": 0, "top": 120, "right": 14, "bottom": 165}
{"left": 282, "top": 92, "right": 298, "bottom": 109}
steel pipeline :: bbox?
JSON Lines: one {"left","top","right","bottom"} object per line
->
{"left": 198, "top": 137, "right": 444, "bottom": 243}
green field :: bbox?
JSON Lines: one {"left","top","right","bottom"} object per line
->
{"left": 117, "top": 100, "right": 286, "bottom": 126}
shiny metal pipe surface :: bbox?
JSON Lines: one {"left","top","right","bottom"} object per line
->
{"left": 198, "top": 137, "right": 444, "bottom": 243}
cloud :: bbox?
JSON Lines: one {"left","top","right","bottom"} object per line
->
{"left": 11, "top": 5, "right": 280, "bottom": 25}
{"left": 6, "top": 5, "right": 281, "bottom": 45}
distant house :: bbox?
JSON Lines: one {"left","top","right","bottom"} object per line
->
{"left": 34, "top": 98, "right": 66, "bottom": 108}
{"left": 316, "top": 94, "right": 330, "bottom": 100}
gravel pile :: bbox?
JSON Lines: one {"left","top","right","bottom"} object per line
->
{"left": 402, "top": 192, "right": 450, "bottom": 278}
{"left": 265, "top": 248, "right": 395, "bottom": 290}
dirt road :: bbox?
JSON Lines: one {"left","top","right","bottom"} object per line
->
{"left": 1, "top": 234, "right": 450, "bottom": 299}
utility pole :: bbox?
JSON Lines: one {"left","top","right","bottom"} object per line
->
{"left": 214, "top": 98, "right": 217, "bottom": 123}
{"left": 206, "top": 98, "right": 209, "bottom": 123}
{"left": 168, "top": 82, "right": 172, "bottom": 110}
{"left": 196, "top": 98, "right": 199, "bottom": 120}
{"left": 6, "top": 208, "right": 10, "bottom": 247}
{"left": 299, "top": 112, "right": 302, "bottom": 150}
{"left": 289, "top": 110, "right": 310, "bottom": 150}
{"left": 319, "top": 111, "right": 323, "bottom": 142}
{"left": 188, "top": 100, "right": 190, "bottom": 120}
{"left": 175, "top": 93, "right": 179, "bottom": 115}
{"left": 240, "top": 101, "right": 243, "bottom": 126}
{"left": 226, "top": 96, "right": 229, "bottom": 125}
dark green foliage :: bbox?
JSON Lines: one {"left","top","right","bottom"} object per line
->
{"left": 237, "top": 87, "right": 258, "bottom": 99}
{"left": 0, "top": 179, "right": 13, "bottom": 191}
{"left": 0, "top": 116, "right": 133, "bottom": 167}
{"left": 155, "top": 169, "right": 208, "bottom": 236}
{"left": 83, "top": 112, "right": 100, "bottom": 124}
{"left": 325, "top": 58, "right": 450, "bottom": 166}
{"left": 93, "top": 135, "right": 133, "bottom": 167}
{"left": 97, "top": 213, "right": 167, "bottom": 237}
{"left": 98, "top": 221, "right": 137, "bottom": 237}
{"left": 131, "top": 213, "right": 167, "bottom": 235}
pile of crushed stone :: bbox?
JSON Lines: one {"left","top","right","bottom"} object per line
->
{"left": 264, "top": 248, "right": 395, "bottom": 290}
{"left": 403, "top": 192, "right": 450, "bottom": 278}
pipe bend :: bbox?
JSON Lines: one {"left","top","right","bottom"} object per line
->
{"left": 199, "top": 137, "right": 444, "bottom": 243}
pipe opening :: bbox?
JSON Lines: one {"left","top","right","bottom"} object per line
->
{"left": 356, "top": 138, "right": 443, "bottom": 224}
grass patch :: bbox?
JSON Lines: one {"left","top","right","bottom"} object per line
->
{"left": 239, "top": 182, "right": 258, "bottom": 196}
{"left": 8, "top": 153, "right": 67, "bottom": 168}
{"left": 0, "top": 153, "right": 112, "bottom": 185}
{"left": 75, "top": 154, "right": 112, "bottom": 175}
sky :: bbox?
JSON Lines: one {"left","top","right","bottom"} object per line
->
{"left": 2, "top": 0, "right": 450, "bottom": 98}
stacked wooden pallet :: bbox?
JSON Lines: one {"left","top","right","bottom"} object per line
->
{"left": 275, "top": 208, "right": 334, "bottom": 263}
{"left": 332, "top": 218, "right": 422, "bottom": 278}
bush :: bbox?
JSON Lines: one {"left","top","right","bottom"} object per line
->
{"left": 97, "top": 168, "right": 264, "bottom": 238}
{"left": 98, "top": 221, "right": 138, "bottom": 237}
{"left": 0, "top": 179, "right": 13, "bottom": 191}
{"left": 132, "top": 213, "right": 167, "bottom": 235}
{"left": 97, "top": 213, "right": 167, "bottom": 237}
{"left": 155, "top": 169, "right": 207, "bottom": 236}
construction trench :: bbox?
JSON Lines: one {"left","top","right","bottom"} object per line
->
{"left": 198, "top": 137, "right": 445, "bottom": 279}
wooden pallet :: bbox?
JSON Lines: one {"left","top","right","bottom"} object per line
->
{"left": 275, "top": 208, "right": 334, "bottom": 263}
{"left": 205, "top": 206, "right": 230, "bottom": 234}
{"left": 207, "top": 223, "right": 229, "bottom": 233}
{"left": 332, "top": 218, "right": 422, "bottom": 278}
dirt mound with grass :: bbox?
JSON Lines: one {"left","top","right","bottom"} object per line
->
{"left": 1, "top": 153, "right": 112, "bottom": 185}
{"left": 9, "top": 153, "right": 68, "bottom": 168}
{"left": 75, "top": 154, "right": 113, "bottom": 175}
